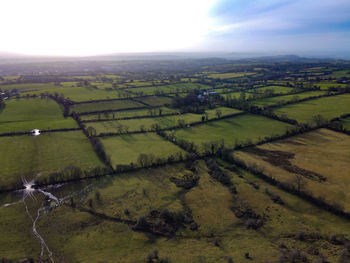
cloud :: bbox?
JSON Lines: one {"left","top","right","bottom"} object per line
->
{"left": 195, "top": 0, "right": 350, "bottom": 55}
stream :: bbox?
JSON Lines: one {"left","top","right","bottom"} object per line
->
{"left": 0, "top": 177, "right": 100, "bottom": 262}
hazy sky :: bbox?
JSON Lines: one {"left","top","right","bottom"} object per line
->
{"left": 0, "top": 0, "right": 350, "bottom": 56}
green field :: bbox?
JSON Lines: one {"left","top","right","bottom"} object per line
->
{"left": 234, "top": 128, "right": 350, "bottom": 212}
{"left": 250, "top": 90, "right": 327, "bottom": 107}
{"left": 87, "top": 107, "right": 241, "bottom": 134}
{"left": 249, "top": 85, "right": 297, "bottom": 94}
{"left": 0, "top": 131, "right": 104, "bottom": 190}
{"left": 0, "top": 98, "right": 77, "bottom": 133}
{"left": 221, "top": 91, "right": 245, "bottom": 100}
{"left": 168, "top": 114, "right": 293, "bottom": 151}
{"left": 208, "top": 72, "right": 256, "bottom": 79}
{"left": 341, "top": 116, "right": 350, "bottom": 131}
{"left": 1, "top": 161, "right": 348, "bottom": 262}
{"left": 273, "top": 93, "right": 350, "bottom": 124}
{"left": 80, "top": 107, "right": 180, "bottom": 121}
{"left": 87, "top": 113, "right": 202, "bottom": 134}
{"left": 317, "top": 83, "right": 348, "bottom": 90}
{"left": 134, "top": 96, "right": 172, "bottom": 106}
{"left": 101, "top": 133, "right": 186, "bottom": 166}
{"left": 21, "top": 86, "right": 129, "bottom": 102}
{"left": 125, "top": 83, "right": 209, "bottom": 95}
{"left": 0, "top": 83, "right": 58, "bottom": 92}
{"left": 71, "top": 100, "right": 144, "bottom": 114}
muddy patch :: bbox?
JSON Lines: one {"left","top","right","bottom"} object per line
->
{"left": 245, "top": 147, "right": 326, "bottom": 182}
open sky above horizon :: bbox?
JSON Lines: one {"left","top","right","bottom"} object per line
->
{"left": 0, "top": 0, "right": 350, "bottom": 57}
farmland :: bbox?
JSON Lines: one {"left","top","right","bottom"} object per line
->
{"left": 1, "top": 59, "right": 350, "bottom": 262}
{"left": 273, "top": 93, "right": 350, "bottom": 124}
{"left": 0, "top": 131, "right": 104, "bottom": 190}
{"left": 101, "top": 133, "right": 186, "bottom": 166}
{"left": 22, "top": 86, "right": 129, "bottom": 102}
{"left": 0, "top": 98, "right": 77, "bottom": 133}
{"left": 70, "top": 99, "right": 144, "bottom": 114}
{"left": 248, "top": 85, "right": 297, "bottom": 94}
{"left": 250, "top": 90, "right": 327, "bottom": 107}
{"left": 168, "top": 114, "right": 293, "bottom": 152}
{"left": 86, "top": 107, "right": 241, "bottom": 134}
{"left": 79, "top": 107, "right": 180, "bottom": 121}
{"left": 234, "top": 128, "right": 350, "bottom": 212}
{"left": 208, "top": 72, "right": 256, "bottom": 79}
{"left": 134, "top": 96, "right": 173, "bottom": 106}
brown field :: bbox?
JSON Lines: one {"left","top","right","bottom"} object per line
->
{"left": 233, "top": 128, "right": 350, "bottom": 212}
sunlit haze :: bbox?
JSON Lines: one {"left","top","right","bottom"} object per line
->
{"left": 1, "top": 0, "right": 350, "bottom": 57}
{"left": 0, "top": 0, "right": 215, "bottom": 56}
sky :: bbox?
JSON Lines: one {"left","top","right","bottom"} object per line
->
{"left": 0, "top": 0, "right": 350, "bottom": 57}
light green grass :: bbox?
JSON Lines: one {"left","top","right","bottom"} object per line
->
{"left": 87, "top": 108, "right": 241, "bottom": 134}
{"left": 101, "top": 133, "right": 186, "bottom": 166}
{"left": 169, "top": 114, "right": 293, "bottom": 151}
{"left": 317, "top": 83, "right": 348, "bottom": 90}
{"left": 0, "top": 83, "right": 58, "bottom": 92}
{"left": 0, "top": 131, "right": 104, "bottom": 190}
{"left": 0, "top": 98, "right": 77, "bottom": 133}
{"left": 250, "top": 90, "right": 327, "bottom": 107}
{"left": 22, "top": 86, "right": 129, "bottom": 102}
{"left": 249, "top": 86, "right": 297, "bottom": 94}
{"left": 71, "top": 100, "right": 144, "bottom": 114}
{"left": 125, "top": 83, "right": 209, "bottom": 95}
{"left": 273, "top": 93, "right": 350, "bottom": 124}
{"left": 87, "top": 113, "right": 202, "bottom": 134}
{"left": 208, "top": 72, "right": 256, "bottom": 79}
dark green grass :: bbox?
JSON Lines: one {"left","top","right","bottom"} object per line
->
{"left": 70, "top": 100, "right": 144, "bottom": 114}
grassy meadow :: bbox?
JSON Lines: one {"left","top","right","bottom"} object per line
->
{"left": 101, "top": 133, "right": 186, "bottom": 166}
{"left": 1, "top": 161, "right": 348, "bottom": 262}
{"left": 208, "top": 72, "right": 256, "bottom": 79}
{"left": 70, "top": 99, "right": 144, "bottom": 114}
{"left": 0, "top": 98, "right": 77, "bottom": 133}
{"left": 86, "top": 107, "right": 241, "bottom": 134}
{"left": 234, "top": 128, "right": 350, "bottom": 212}
{"left": 273, "top": 93, "right": 350, "bottom": 124}
{"left": 250, "top": 90, "right": 327, "bottom": 107}
{"left": 22, "top": 86, "right": 129, "bottom": 102}
{"left": 169, "top": 114, "right": 293, "bottom": 152}
{"left": 79, "top": 107, "right": 180, "bottom": 121}
{"left": 0, "top": 131, "right": 104, "bottom": 190}
{"left": 134, "top": 96, "right": 173, "bottom": 106}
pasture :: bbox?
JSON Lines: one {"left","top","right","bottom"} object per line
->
{"left": 250, "top": 90, "right": 327, "bottom": 107}
{"left": 86, "top": 113, "right": 202, "bottom": 134}
{"left": 0, "top": 98, "right": 77, "bottom": 133}
{"left": 2, "top": 161, "right": 347, "bottom": 262}
{"left": 86, "top": 108, "right": 241, "bottom": 134}
{"left": 273, "top": 93, "right": 350, "bottom": 124}
{"left": 101, "top": 133, "right": 186, "bottom": 166}
{"left": 169, "top": 114, "right": 293, "bottom": 151}
{"left": 0, "top": 131, "right": 104, "bottom": 190}
{"left": 21, "top": 86, "right": 129, "bottom": 102}
{"left": 70, "top": 99, "right": 144, "bottom": 114}
{"left": 249, "top": 85, "right": 297, "bottom": 94}
{"left": 79, "top": 107, "right": 180, "bottom": 121}
{"left": 208, "top": 72, "right": 256, "bottom": 79}
{"left": 234, "top": 128, "right": 350, "bottom": 212}
{"left": 125, "top": 83, "right": 209, "bottom": 95}
{"left": 134, "top": 96, "right": 172, "bottom": 106}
